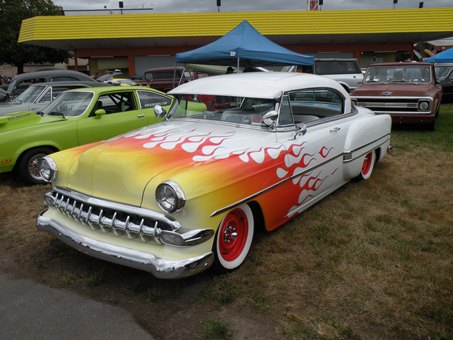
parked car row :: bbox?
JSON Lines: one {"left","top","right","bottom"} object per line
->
{"left": 0, "top": 60, "right": 446, "bottom": 278}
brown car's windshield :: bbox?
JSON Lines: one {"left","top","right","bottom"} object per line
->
{"left": 365, "top": 65, "right": 431, "bottom": 84}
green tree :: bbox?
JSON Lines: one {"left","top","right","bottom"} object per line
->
{"left": 0, "top": 0, "right": 70, "bottom": 74}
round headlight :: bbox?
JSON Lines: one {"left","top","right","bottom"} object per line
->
{"left": 155, "top": 181, "right": 185, "bottom": 213}
{"left": 418, "top": 101, "right": 429, "bottom": 111}
{"left": 39, "top": 156, "right": 58, "bottom": 183}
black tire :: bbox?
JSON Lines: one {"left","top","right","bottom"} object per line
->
{"left": 15, "top": 147, "right": 55, "bottom": 184}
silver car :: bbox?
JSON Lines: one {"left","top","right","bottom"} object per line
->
{"left": 0, "top": 81, "right": 105, "bottom": 116}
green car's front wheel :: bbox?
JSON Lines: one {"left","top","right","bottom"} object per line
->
{"left": 16, "top": 147, "right": 56, "bottom": 185}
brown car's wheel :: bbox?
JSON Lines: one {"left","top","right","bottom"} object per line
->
{"left": 360, "top": 151, "right": 376, "bottom": 180}
{"left": 16, "top": 147, "right": 55, "bottom": 185}
{"left": 214, "top": 204, "right": 254, "bottom": 271}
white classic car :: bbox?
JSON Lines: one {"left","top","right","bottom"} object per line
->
{"left": 37, "top": 72, "right": 392, "bottom": 279}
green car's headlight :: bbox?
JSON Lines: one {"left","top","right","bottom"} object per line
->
{"left": 155, "top": 181, "right": 185, "bottom": 213}
{"left": 39, "top": 156, "right": 58, "bottom": 183}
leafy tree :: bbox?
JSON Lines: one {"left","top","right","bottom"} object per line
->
{"left": 0, "top": 0, "right": 70, "bottom": 74}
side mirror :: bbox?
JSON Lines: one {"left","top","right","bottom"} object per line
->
{"left": 94, "top": 108, "right": 106, "bottom": 116}
{"left": 154, "top": 104, "right": 167, "bottom": 118}
{"left": 262, "top": 110, "right": 278, "bottom": 127}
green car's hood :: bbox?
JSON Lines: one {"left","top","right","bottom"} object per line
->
{"left": 0, "top": 111, "right": 65, "bottom": 132}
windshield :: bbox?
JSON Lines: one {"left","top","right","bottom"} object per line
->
{"left": 365, "top": 65, "right": 431, "bottom": 84}
{"left": 15, "top": 85, "right": 47, "bottom": 103}
{"left": 315, "top": 60, "right": 361, "bottom": 75}
{"left": 172, "top": 94, "right": 276, "bottom": 125}
{"left": 41, "top": 91, "right": 94, "bottom": 117}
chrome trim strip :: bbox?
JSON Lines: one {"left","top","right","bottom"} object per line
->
{"left": 343, "top": 134, "right": 391, "bottom": 162}
{"left": 210, "top": 134, "right": 390, "bottom": 217}
{"left": 351, "top": 95, "right": 433, "bottom": 100}
{"left": 37, "top": 212, "right": 214, "bottom": 279}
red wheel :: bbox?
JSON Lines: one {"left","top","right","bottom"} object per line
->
{"left": 360, "top": 151, "right": 376, "bottom": 180}
{"left": 215, "top": 204, "right": 254, "bottom": 270}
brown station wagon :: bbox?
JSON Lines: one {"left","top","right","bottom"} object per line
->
{"left": 350, "top": 62, "right": 443, "bottom": 129}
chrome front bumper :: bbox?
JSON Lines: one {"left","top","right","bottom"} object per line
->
{"left": 37, "top": 212, "right": 214, "bottom": 279}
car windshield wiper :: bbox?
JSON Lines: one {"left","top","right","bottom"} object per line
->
{"left": 47, "top": 111, "right": 66, "bottom": 119}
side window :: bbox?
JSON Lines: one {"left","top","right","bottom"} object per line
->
{"left": 278, "top": 95, "right": 294, "bottom": 125}
{"left": 448, "top": 70, "right": 453, "bottom": 80}
{"left": 138, "top": 90, "right": 171, "bottom": 108}
{"left": 93, "top": 92, "right": 136, "bottom": 115}
{"left": 12, "top": 77, "right": 46, "bottom": 97}
{"left": 287, "top": 88, "right": 344, "bottom": 124}
{"left": 39, "top": 86, "right": 75, "bottom": 103}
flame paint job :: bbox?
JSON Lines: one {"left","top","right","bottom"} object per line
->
{"left": 37, "top": 73, "right": 392, "bottom": 277}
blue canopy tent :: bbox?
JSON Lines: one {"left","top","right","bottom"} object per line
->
{"left": 426, "top": 48, "right": 453, "bottom": 63}
{"left": 176, "top": 20, "right": 314, "bottom": 69}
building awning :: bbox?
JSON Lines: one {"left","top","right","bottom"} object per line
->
{"left": 18, "top": 8, "right": 453, "bottom": 51}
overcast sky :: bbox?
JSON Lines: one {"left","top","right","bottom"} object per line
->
{"left": 52, "top": 0, "right": 453, "bottom": 14}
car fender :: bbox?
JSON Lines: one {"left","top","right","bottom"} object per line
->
{"left": 343, "top": 110, "right": 391, "bottom": 179}
{"left": 12, "top": 139, "right": 64, "bottom": 164}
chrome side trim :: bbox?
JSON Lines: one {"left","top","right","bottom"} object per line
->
{"left": 343, "top": 134, "right": 391, "bottom": 162}
{"left": 36, "top": 212, "right": 214, "bottom": 279}
{"left": 211, "top": 134, "right": 391, "bottom": 217}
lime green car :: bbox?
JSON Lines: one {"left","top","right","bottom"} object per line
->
{"left": 0, "top": 86, "right": 174, "bottom": 184}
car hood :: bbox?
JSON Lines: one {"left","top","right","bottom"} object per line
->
{"left": 0, "top": 111, "right": 65, "bottom": 132}
{"left": 351, "top": 83, "right": 434, "bottom": 97}
{"left": 58, "top": 119, "right": 282, "bottom": 207}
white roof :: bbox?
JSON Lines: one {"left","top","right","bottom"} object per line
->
{"left": 169, "top": 72, "right": 349, "bottom": 99}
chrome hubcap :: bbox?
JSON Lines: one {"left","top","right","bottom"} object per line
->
{"left": 223, "top": 225, "right": 238, "bottom": 243}
{"left": 28, "top": 154, "right": 46, "bottom": 180}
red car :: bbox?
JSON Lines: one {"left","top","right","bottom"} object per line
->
{"left": 138, "top": 67, "right": 192, "bottom": 93}
{"left": 351, "top": 62, "right": 442, "bottom": 129}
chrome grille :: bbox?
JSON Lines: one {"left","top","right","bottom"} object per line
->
{"left": 45, "top": 188, "right": 180, "bottom": 243}
{"left": 353, "top": 96, "right": 432, "bottom": 114}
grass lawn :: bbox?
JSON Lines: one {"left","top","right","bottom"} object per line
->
{"left": 0, "top": 105, "right": 452, "bottom": 339}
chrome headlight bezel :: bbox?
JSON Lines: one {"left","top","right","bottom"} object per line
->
{"left": 155, "top": 180, "right": 186, "bottom": 213}
{"left": 39, "top": 156, "right": 58, "bottom": 183}
{"left": 418, "top": 100, "right": 430, "bottom": 111}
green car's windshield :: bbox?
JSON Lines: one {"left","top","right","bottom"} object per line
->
{"left": 172, "top": 94, "right": 276, "bottom": 125}
{"left": 14, "top": 85, "right": 47, "bottom": 103}
{"left": 41, "top": 91, "right": 94, "bottom": 117}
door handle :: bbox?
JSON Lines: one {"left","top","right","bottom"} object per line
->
{"left": 330, "top": 127, "right": 340, "bottom": 133}
{"left": 137, "top": 114, "right": 145, "bottom": 118}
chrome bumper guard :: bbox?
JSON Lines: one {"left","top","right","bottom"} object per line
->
{"left": 44, "top": 187, "right": 214, "bottom": 247}
{"left": 37, "top": 212, "right": 214, "bottom": 279}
